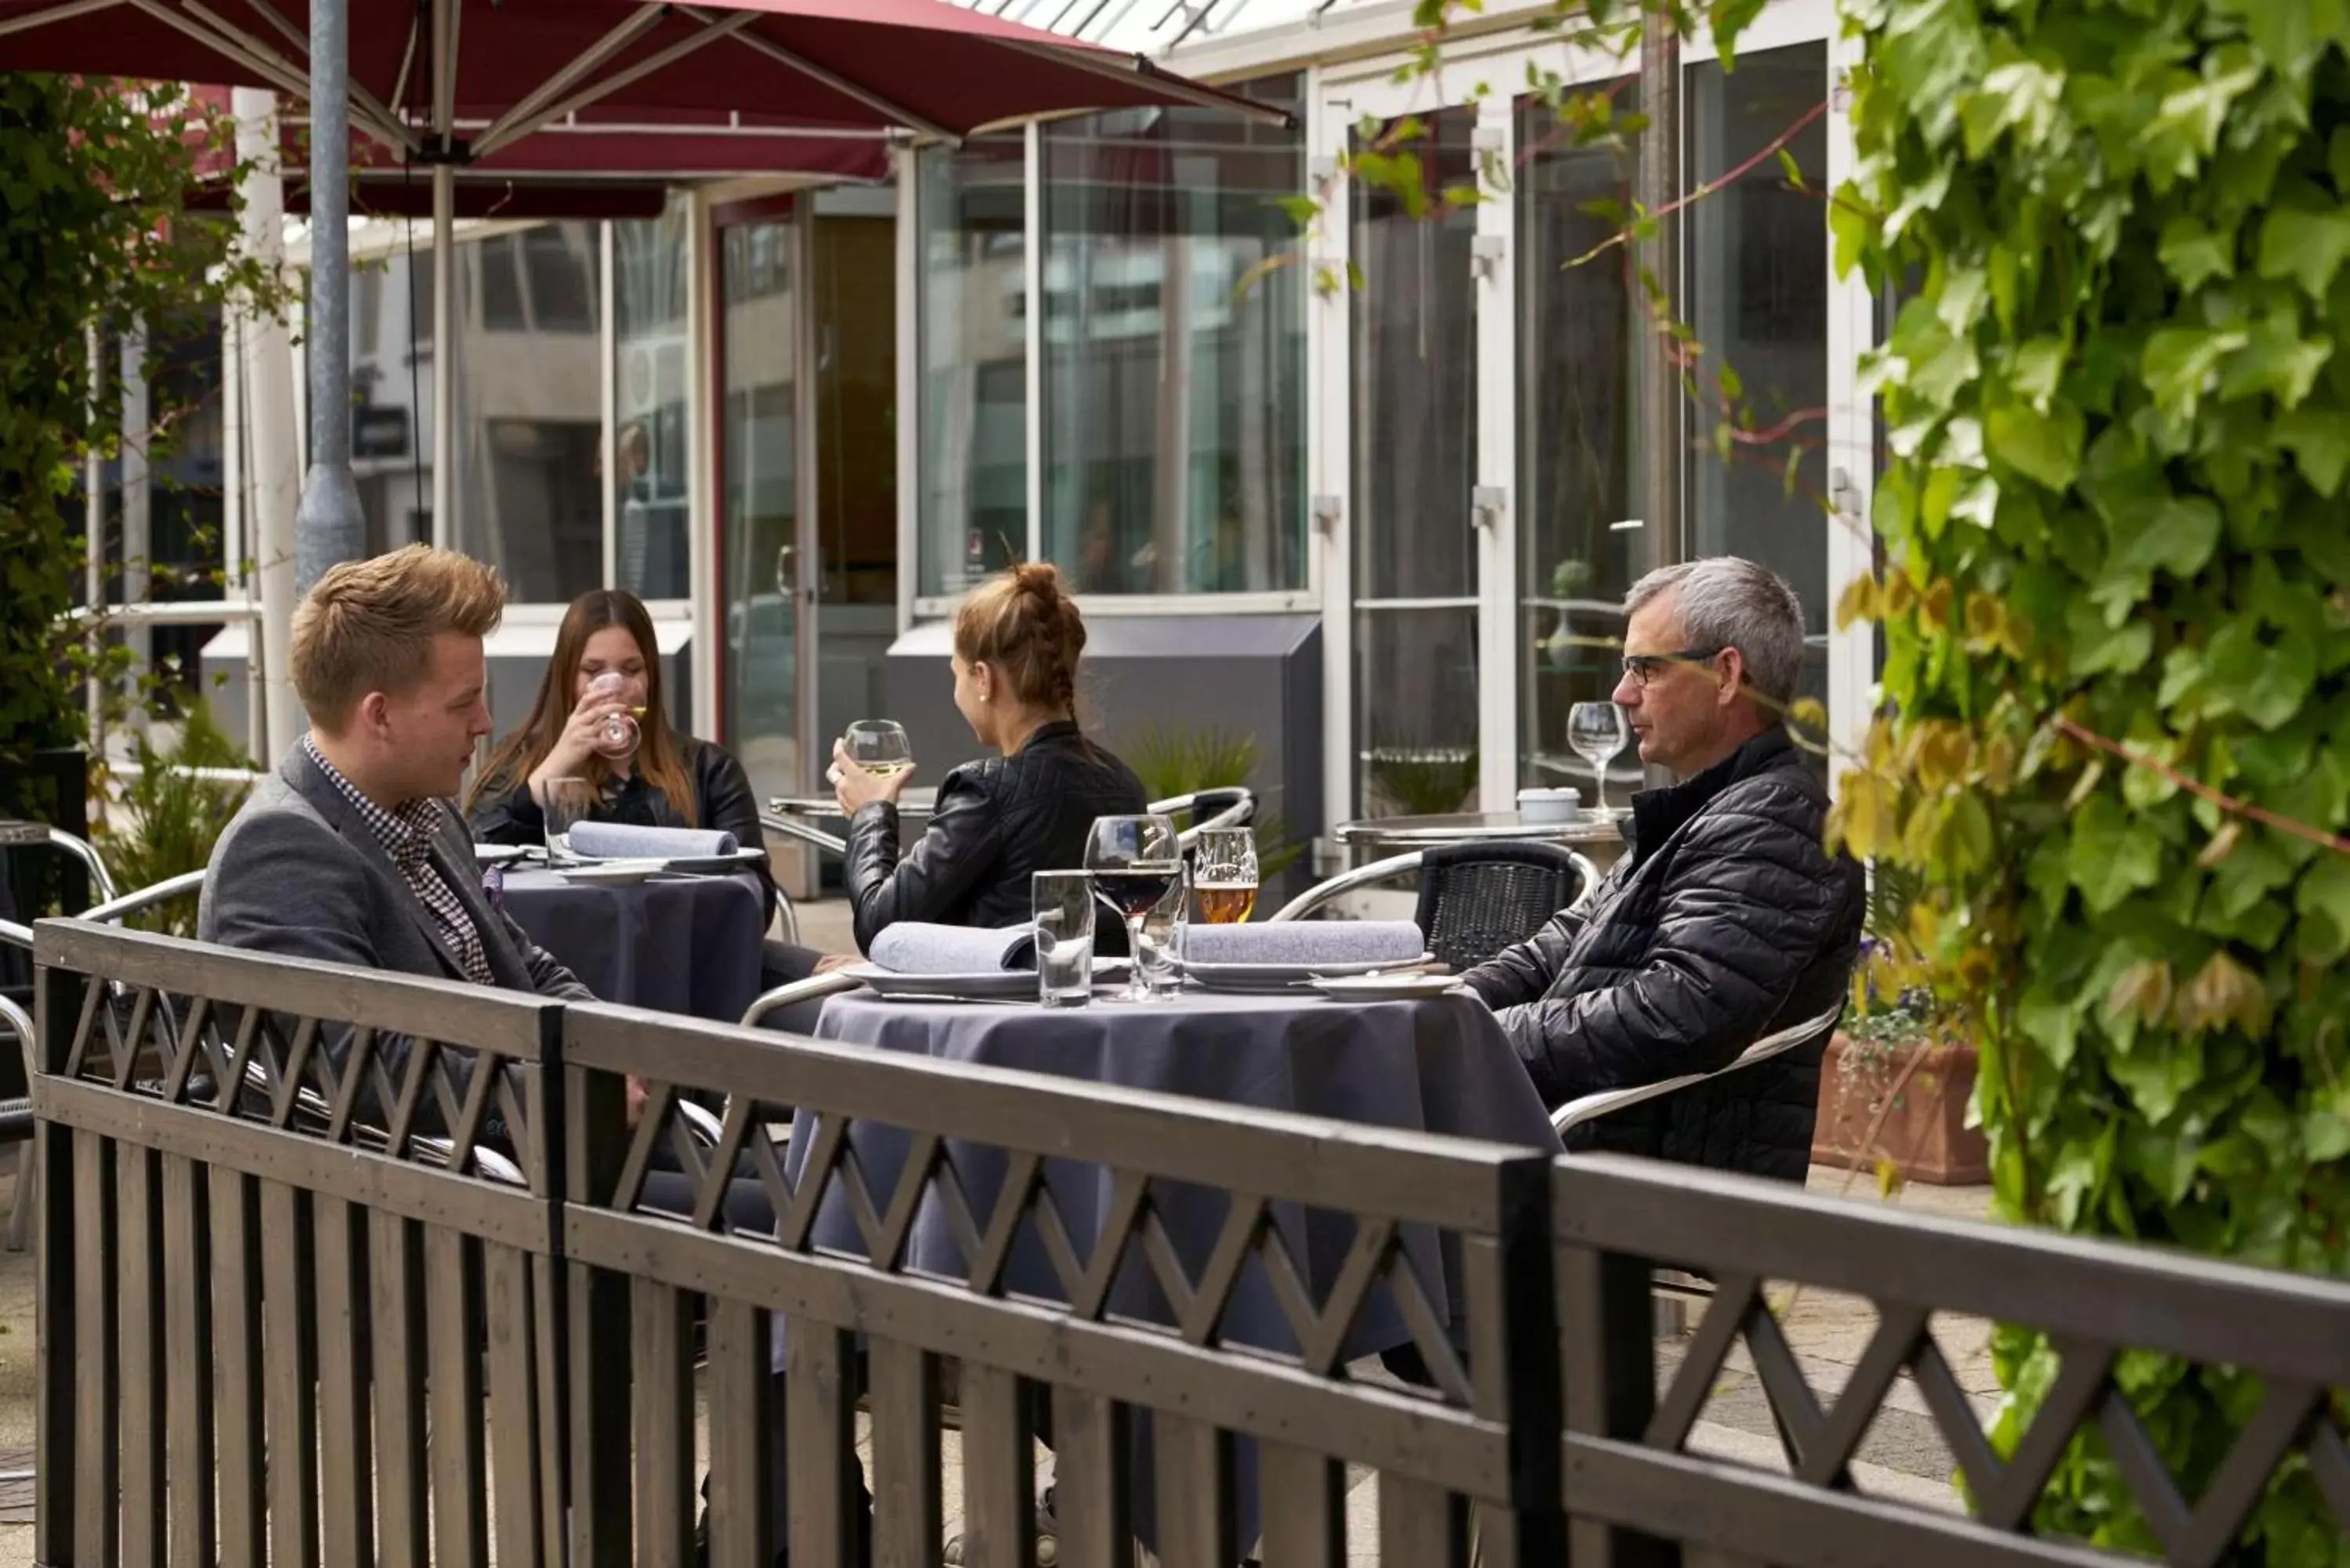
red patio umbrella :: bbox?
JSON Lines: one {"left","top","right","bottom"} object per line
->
{"left": 0, "top": 0, "right": 1282, "bottom": 562}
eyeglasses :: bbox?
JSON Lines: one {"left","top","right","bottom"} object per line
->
{"left": 1620, "top": 645, "right": 1726, "bottom": 687}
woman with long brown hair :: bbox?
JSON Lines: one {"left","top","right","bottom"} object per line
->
{"left": 467, "top": 589, "right": 770, "bottom": 913}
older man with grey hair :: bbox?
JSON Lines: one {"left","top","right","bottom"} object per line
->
{"left": 1464, "top": 555, "right": 1864, "bottom": 1183}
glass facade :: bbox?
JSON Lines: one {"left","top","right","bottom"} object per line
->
{"left": 446, "top": 222, "right": 606, "bottom": 605}
{"left": 1350, "top": 107, "right": 1482, "bottom": 815}
{"left": 915, "top": 134, "right": 1027, "bottom": 598}
{"left": 615, "top": 199, "right": 693, "bottom": 600}
{"left": 1040, "top": 73, "right": 1307, "bottom": 594}
{"left": 1686, "top": 42, "right": 1831, "bottom": 714}
{"left": 1517, "top": 81, "right": 1642, "bottom": 793}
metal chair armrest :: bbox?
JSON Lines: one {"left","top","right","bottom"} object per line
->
{"left": 40, "top": 828, "right": 119, "bottom": 907}
{"left": 741, "top": 968, "right": 865, "bottom": 1029}
{"left": 0, "top": 995, "right": 31, "bottom": 1089}
{"left": 759, "top": 812, "right": 848, "bottom": 858}
{"left": 78, "top": 869, "right": 209, "bottom": 926}
{"left": 675, "top": 1098, "right": 725, "bottom": 1147}
{"left": 1567, "top": 852, "right": 1604, "bottom": 910}
{"left": 0, "top": 918, "right": 30, "bottom": 955}
{"left": 1550, "top": 1004, "right": 1846, "bottom": 1138}
{"left": 1267, "top": 851, "right": 1427, "bottom": 923}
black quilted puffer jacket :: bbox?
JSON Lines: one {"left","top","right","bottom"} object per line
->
{"left": 1462, "top": 729, "right": 1864, "bottom": 1183}
{"left": 844, "top": 720, "right": 1147, "bottom": 953}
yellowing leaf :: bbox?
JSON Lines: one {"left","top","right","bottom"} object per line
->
{"left": 2174, "top": 950, "right": 2272, "bottom": 1038}
{"left": 1828, "top": 768, "right": 1899, "bottom": 860}
{"left": 1835, "top": 572, "right": 1882, "bottom": 630}
{"left": 2104, "top": 959, "right": 2176, "bottom": 1026}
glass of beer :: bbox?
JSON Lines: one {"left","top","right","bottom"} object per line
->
{"left": 1191, "top": 826, "right": 1259, "bottom": 925}
{"left": 844, "top": 719, "right": 915, "bottom": 779}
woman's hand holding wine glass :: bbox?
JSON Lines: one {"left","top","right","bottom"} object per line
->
{"left": 832, "top": 719, "right": 916, "bottom": 814}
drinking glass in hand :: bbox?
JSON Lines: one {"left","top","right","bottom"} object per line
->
{"left": 1190, "top": 826, "right": 1260, "bottom": 924}
{"left": 544, "top": 776, "right": 595, "bottom": 863}
{"left": 1083, "top": 813, "right": 1181, "bottom": 1003}
{"left": 1032, "top": 871, "right": 1096, "bottom": 1009}
{"left": 1567, "top": 700, "right": 1632, "bottom": 813}
{"left": 586, "top": 671, "right": 641, "bottom": 761}
{"left": 844, "top": 719, "right": 916, "bottom": 779}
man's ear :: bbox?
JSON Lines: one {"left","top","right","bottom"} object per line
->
{"left": 1716, "top": 649, "right": 1748, "bottom": 707}
{"left": 355, "top": 690, "right": 393, "bottom": 739}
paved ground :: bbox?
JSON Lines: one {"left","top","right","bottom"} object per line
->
{"left": 0, "top": 895, "right": 2002, "bottom": 1561}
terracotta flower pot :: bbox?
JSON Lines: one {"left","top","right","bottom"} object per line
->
{"left": 1811, "top": 1030, "right": 1989, "bottom": 1186}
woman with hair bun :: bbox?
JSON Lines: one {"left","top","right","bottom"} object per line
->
{"left": 830, "top": 562, "right": 1146, "bottom": 953}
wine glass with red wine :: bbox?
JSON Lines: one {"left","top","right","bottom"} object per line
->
{"left": 1083, "top": 813, "right": 1182, "bottom": 1003}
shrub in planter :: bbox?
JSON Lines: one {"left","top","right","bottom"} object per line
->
{"left": 1813, "top": 966, "right": 1990, "bottom": 1186}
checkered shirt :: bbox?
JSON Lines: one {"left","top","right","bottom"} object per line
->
{"left": 302, "top": 735, "right": 494, "bottom": 986}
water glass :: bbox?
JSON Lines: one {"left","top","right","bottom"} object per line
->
{"left": 844, "top": 719, "right": 916, "bottom": 779}
{"left": 1135, "top": 864, "right": 1190, "bottom": 997}
{"left": 586, "top": 671, "right": 641, "bottom": 761}
{"left": 1032, "top": 870, "right": 1096, "bottom": 1009}
{"left": 544, "top": 775, "right": 594, "bottom": 863}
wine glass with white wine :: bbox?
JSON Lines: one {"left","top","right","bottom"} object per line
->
{"left": 843, "top": 719, "right": 915, "bottom": 781}
{"left": 1567, "top": 701, "right": 1632, "bottom": 814}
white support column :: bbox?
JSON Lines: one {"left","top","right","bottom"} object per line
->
{"left": 85, "top": 327, "right": 105, "bottom": 746}
{"left": 1473, "top": 100, "right": 1519, "bottom": 814}
{"left": 1823, "top": 30, "right": 1875, "bottom": 789}
{"left": 431, "top": 162, "right": 457, "bottom": 549}
{"left": 236, "top": 87, "right": 305, "bottom": 762}
{"left": 119, "top": 320, "right": 151, "bottom": 728}
{"left": 1022, "top": 120, "right": 1043, "bottom": 568}
{"left": 895, "top": 146, "right": 920, "bottom": 636}
{"left": 686, "top": 185, "right": 719, "bottom": 742}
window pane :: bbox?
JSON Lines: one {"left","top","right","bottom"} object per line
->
{"left": 1041, "top": 74, "right": 1306, "bottom": 595}
{"left": 1351, "top": 108, "right": 1480, "bottom": 814}
{"left": 347, "top": 250, "right": 427, "bottom": 557}
{"left": 1517, "top": 83, "right": 1640, "bottom": 794}
{"left": 1686, "top": 44, "right": 1829, "bottom": 714}
{"left": 916, "top": 135, "right": 1026, "bottom": 598}
{"left": 448, "top": 221, "right": 604, "bottom": 603}
{"left": 616, "top": 198, "right": 692, "bottom": 598}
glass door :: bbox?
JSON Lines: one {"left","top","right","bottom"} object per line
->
{"left": 718, "top": 208, "right": 812, "bottom": 814}
{"left": 1321, "top": 70, "right": 1517, "bottom": 818}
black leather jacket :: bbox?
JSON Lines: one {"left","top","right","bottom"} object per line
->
{"left": 1463, "top": 728, "right": 1864, "bottom": 1182}
{"left": 845, "top": 721, "right": 1146, "bottom": 953}
{"left": 468, "top": 733, "right": 775, "bottom": 922}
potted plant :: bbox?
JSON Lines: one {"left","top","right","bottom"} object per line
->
{"left": 1812, "top": 899, "right": 1991, "bottom": 1187}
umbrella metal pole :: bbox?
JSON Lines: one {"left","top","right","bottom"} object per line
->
{"left": 431, "top": 161, "right": 454, "bottom": 551}
{"left": 295, "top": 0, "right": 366, "bottom": 592}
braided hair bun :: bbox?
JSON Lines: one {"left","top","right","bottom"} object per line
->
{"left": 953, "top": 562, "right": 1088, "bottom": 721}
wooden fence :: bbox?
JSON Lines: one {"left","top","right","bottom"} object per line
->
{"left": 27, "top": 919, "right": 2350, "bottom": 1567}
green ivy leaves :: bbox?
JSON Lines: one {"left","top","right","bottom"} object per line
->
{"left": 1842, "top": 0, "right": 2350, "bottom": 1555}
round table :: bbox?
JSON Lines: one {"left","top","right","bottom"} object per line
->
{"left": 1335, "top": 808, "right": 1629, "bottom": 872}
{"left": 501, "top": 868, "right": 766, "bottom": 1022}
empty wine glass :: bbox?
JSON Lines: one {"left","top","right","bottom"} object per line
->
{"left": 1567, "top": 701, "right": 1632, "bottom": 813}
{"left": 843, "top": 719, "right": 915, "bottom": 779}
{"left": 586, "top": 671, "right": 640, "bottom": 761}
{"left": 1083, "top": 814, "right": 1181, "bottom": 1003}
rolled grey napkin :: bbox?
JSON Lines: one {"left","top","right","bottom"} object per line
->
{"left": 868, "top": 922, "right": 1038, "bottom": 974}
{"left": 567, "top": 821, "right": 739, "bottom": 860}
{"left": 1182, "top": 920, "right": 1426, "bottom": 966}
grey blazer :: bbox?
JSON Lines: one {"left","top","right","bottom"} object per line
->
{"left": 198, "top": 747, "right": 590, "bottom": 1144}
{"left": 200, "top": 746, "right": 589, "bottom": 1002}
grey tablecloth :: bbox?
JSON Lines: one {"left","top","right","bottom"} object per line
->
{"left": 501, "top": 869, "right": 765, "bottom": 1022}
{"left": 794, "top": 985, "right": 1558, "bottom": 1552}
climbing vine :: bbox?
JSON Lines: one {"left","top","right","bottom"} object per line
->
{"left": 1835, "top": 0, "right": 2350, "bottom": 1555}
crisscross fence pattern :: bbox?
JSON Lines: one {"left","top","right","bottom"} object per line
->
{"left": 1554, "top": 1156, "right": 2350, "bottom": 1567}
{"left": 32, "top": 920, "right": 566, "bottom": 1568}
{"left": 561, "top": 1003, "right": 1564, "bottom": 1568}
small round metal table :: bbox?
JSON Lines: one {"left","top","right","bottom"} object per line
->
{"left": 1333, "top": 809, "right": 1629, "bottom": 872}
{"left": 764, "top": 789, "right": 938, "bottom": 855}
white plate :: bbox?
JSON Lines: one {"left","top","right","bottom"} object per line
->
{"left": 555, "top": 858, "right": 667, "bottom": 887}
{"left": 1309, "top": 973, "right": 1465, "bottom": 1002}
{"left": 843, "top": 959, "right": 1129, "bottom": 1002}
{"left": 1182, "top": 954, "right": 1434, "bottom": 994}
